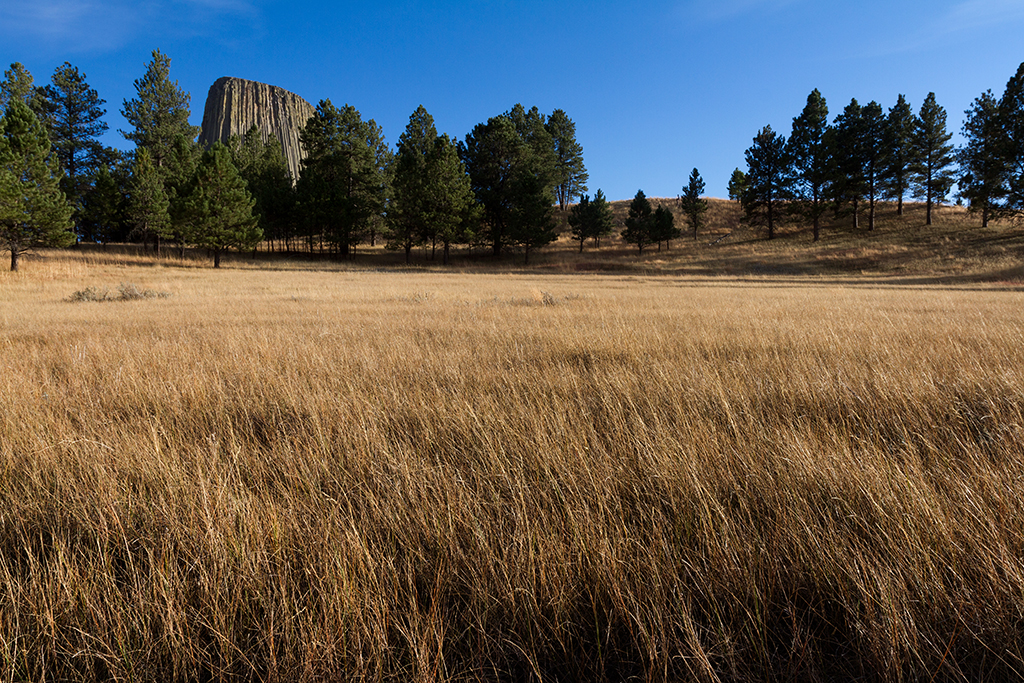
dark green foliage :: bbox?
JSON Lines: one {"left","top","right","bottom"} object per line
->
{"left": 79, "top": 162, "right": 129, "bottom": 244}
{"left": 621, "top": 189, "right": 654, "bottom": 253}
{"left": 0, "top": 100, "right": 74, "bottom": 271}
{"left": 911, "top": 92, "right": 956, "bottom": 226}
{"left": 741, "top": 126, "right": 790, "bottom": 240}
{"left": 39, "top": 62, "right": 113, "bottom": 238}
{"left": 0, "top": 63, "right": 48, "bottom": 115}
{"left": 882, "top": 95, "right": 918, "bottom": 216}
{"left": 185, "top": 142, "right": 261, "bottom": 267}
{"left": 389, "top": 105, "right": 437, "bottom": 262}
{"left": 567, "top": 189, "right": 614, "bottom": 252}
{"left": 999, "top": 62, "right": 1024, "bottom": 219}
{"left": 651, "top": 204, "right": 679, "bottom": 250}
{"left": 297, "top": 100, "right": 389, "bottom": 258}
{"left": 727, "top": 168, "right": 747, "bottom": 204}
{"left": 860, "top": 101, "right": 886, "bottom": 231}
{"left": 120, "top": 50, "right": 200, "bottom": 173}
{"left": 126, "top": 148, "right": 170, "bottom": 248}
{"left": 228, "top": 126, "right": 295, "bottom": 252}
{"left": 831, "top": 99, "right": 867, "bottom": 228}
{"left": 546, "top": 108, "right": 588, "bottom": 211}
{"left": 957, "top": 90, "right": 1005, "bottom": 227}
{"left": 162, "top": 135, "right": 202, "bottom": 254}
{"left": 788, "top": 89, "right": 831, "bottom": 241}
{"left": 426, "top": 133, "right": 478, "bottom": 265}
{"left": 459, "top": 105, "right": 557, "bottom": 259}
{"left": 678, "top": 167, "right": 708, "bottom": 241}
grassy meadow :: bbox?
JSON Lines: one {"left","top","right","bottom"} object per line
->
{"left": 2, "top": 220, "right": 1024, "bottom": 681}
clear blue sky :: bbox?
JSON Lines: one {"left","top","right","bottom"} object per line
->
{"left": 2, "top": 0, "right": 1023, "bottom": 201}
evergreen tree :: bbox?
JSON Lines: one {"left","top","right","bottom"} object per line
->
{"left": 39, "top": 62, "right": 112, "bottom": 238}
{"left": 568, "top": 189, "right": 615, "bottom": 251}
{"left": 882, "top": 94, "right": 918, "bottom": 217}
{"left": 297, "top": 100, "right": 388, "bottom": 258}
{"left": 460, "top": 106, "right": 557, "bottom": 259}
{"left": 651, "top": 204, "right": 680, "bottom": 250}
{"left": 185, "top": 142, "right": 261, "bottom": 267}
{"left": 126, "top": 148, "right": 171, "bottom": 248}
{"left": 567, "top": 194, "right": 593, "bottom": 252}
{"left": 389, "top": 105, "right": 437, "bottom": 262}
{"left": 911, "top": 92, "right": 956, "bottom": 226}
{"left": 0, "top": 63, "right": 47, "bottom": 115}
{"left": 957, "top": 90, "right": 1006, "bottom": 227}
{"left": 426, "top": 133, "right": 478, "bottom": 265}
{"left": 0, "top": 100, "right": 75, "bottom": 271}
{"left": 546, "top": 108, "right": 588, "bottom": 211}
{"left": 742, "top": 125, "right": 790, "bottom": 240}
{"left": 999, "top": 62, "right": 1024, "bottom": 220}
{"left": 622, "top": 189, "right": 654, "bottom": 254}
{"left": 727, "top": 168, "right": 747, "bottom": 204}
{"left": 163, "top": 134, "right": 202, "bottom": 255}
{"left": 227, "top": 125, "right": 294, "bottom": 253}
{"left": 79, "top": 163, "right": 128, "bottom": 244}
{"left": 788, "top": 89, "right": 831, "bottom": 241}
{"left": 861, "top": 101, "right": 887, "bottom": 231}
{"left": 678, "top": 167, "right": 708, "bottom": 241}
{"left": 831, "top": 99, "right": 867, "bottom": 228}
{"left": 120, "top": 50, "right": 200, "bottom": 173}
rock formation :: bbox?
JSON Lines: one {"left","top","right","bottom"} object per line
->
{"left": 198, "top": 77, "right": 315, "bottom": 183}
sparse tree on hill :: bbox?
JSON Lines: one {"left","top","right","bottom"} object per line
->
{"left": 742, "top": 125, "right": 791, "bottom": 240}
{"left": 831, "top": 99, "right": 867, "bottom": 228}
{"left": 568, "top": 189, "right": 614, "bottom": 251}
{"left": 728, "top": 168, "right": 747, "bottom": 204}
{"left": 679, "top": 167, "right": 708, "bottom": 241}
{"left": 911, "top": 92, "right": 956, "bottom": 226}
{"left": 788, "top": 89, "right": 831, "bottom": 241}
{"left": 861, "top": 101, "right": 886, "bottom": 231}
{"left": 651, "top": 204, "right": 679, "bottom": 250}
{"left": 0, "top": 100, "right": 75, "bottom": 271}
{"left": 882, "top": 94, "right": 918, "bottom": 217}
{"left": 185, "top": 142, "right": 261, "bottom": 268}
{"left": 546, "top": 108, "right": 588, "bottom": 211}
{"left": 39, "top": 62, "right": 113, "bottom": 239}
{"left": 622, "top": 189, "right": 654, "bottom": 254}
{"left": 957, "top": 90, "right": 1006, "bottom": 227}
{"left": 998, "top": 62, "right": 1024, "bottom": 220}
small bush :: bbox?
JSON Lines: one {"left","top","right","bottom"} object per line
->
{"left": 68, "top": 282, "right": 170, "bottom": 302}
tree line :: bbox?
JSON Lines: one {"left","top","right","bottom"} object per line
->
{"left": 734, "top": 61, "right": 1024, "bottom": 241}
{"left": 0, "top": 51, "right": 592, "bottom": 270}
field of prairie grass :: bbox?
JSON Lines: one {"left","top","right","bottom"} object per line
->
{"left": 2, "top": 247, "right": 1024, "bottom": 681}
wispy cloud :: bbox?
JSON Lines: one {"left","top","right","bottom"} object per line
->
{"left": 0, "top": 0, "right": 262, "bottom": 54}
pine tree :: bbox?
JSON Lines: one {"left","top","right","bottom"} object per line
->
{"left": 0, "top": 63, "right": 47, "bottom": 115}
{"left": 162, "top": 134, "right": 201, "bottom": 255}
{"left": 0, "top": 100, "right": 74, "bottom": 271}
{"left": 79, "top": 163, "right": 128, "bottom": 244}
{"left": 567, "top": 194, "right": 592, "bottom": 252}
{"left": 957, "top": 90, "right": 1006, "bottom": 227}
{"left": 546, "top": 108, "right": 588, "bottom": 211}
{"left": 742, "top": 125, "right": 790, "bottom": 240}
{"left": 788, "top": 89, "right": 831, "bottom": 241}
{"left": 622, "top": 189, "right": 654, "bottom": 254}
{"left": 831, "top": 99, "right": 867, "bottom": 228}
{"left": 426, "top": 133, "right": 477, "bottom": 265}
{"left": 228, "top": 126, "right": 294, "bottom": 252}
{"left": 297, "top": 100, "right": 388, "bottom": 258}
{"left": 38, "top": 62, "right": 112, "bottom": 238}
{"left": 389, "top": 105, "right": 436, "bottom": 262}
{"left": 911, "top": 92, "right": 956, "bottom": 226}
{"left": 120, "top": 50, "right": 200, "bottom": 173}
{"left": 126, "top": 148, "right": 171, "bottom": 248}
{"left": 651, "top": 204, "right": 680, "bottom": 250}
{"left": 185, "top": 142, "right": 261, "bottom": 267}
{"left": 727, "top": 168, "right": 747, "bottom": 204}
{"left": 861, "top": 101, "right": 887, "bottom": 231}
{"left": 999, "top": 62, "right": 1024, "bottom": 219}
{"left": 679, "top": 167, "right": 709, "bottom": 241}
{"left": 882, "top": 95, "right": 918, "bottom": 217}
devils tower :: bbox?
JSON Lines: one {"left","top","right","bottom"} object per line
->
{"left": 198, "top": 77, "right": 315, "bottom": 183}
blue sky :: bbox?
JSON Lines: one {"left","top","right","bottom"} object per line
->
{"left": 2, "top": 0, "right": 1023, "bottom": 200}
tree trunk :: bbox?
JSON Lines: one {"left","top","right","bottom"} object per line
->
{"left": 405, "top": 242, "right": 411, "bottom": 264}
{"left": 767, "top": 202, "right": 775, "bottom": 240}
{"left": 983, "top": 205, "right": 990, "bottom": 228}
{"left": 852, "top": 197, "right": 859, "bottom": 229}
{"left": 926, "top": 196, "right": 933, "bottom": 226}
{"left": 443, "top": 241, "right": 450, "bottom": 266}
{"left": 10, "top": 249, "right": 19, "bottom": 272}
{"left": 578, "top": 239, "right": 584, "bottom": 253}
{"left": 813, "top": 215, "right": 820, "bottom": 242}
{"left": 213, "top": 249, "right": 221, "bottom": 268}
{"left": 897, "top": 194, "right": 904, "bottom": 216}
{"left": 869, "top": 196, "right": 876, "bottom": 231}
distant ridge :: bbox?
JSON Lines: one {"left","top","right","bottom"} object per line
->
{"left": 198, "top": 77, "right": 315, "bottom": 183}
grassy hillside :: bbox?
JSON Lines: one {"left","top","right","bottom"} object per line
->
{"left": 2, "top": 256, "right": 1024, "bottom": 681}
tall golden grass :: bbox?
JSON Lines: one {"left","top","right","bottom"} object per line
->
{"left": 2, "top": 249, "right": 1024, "bottom": 681}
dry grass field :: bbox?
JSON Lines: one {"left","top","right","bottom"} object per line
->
{"left": 2, "top": 242, "right": 1024, "bottom": 681}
